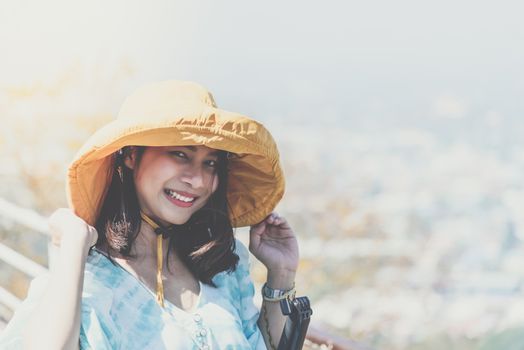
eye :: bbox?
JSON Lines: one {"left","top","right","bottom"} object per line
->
{"left": 205, "top": 159, "right": 218, "bottom": 168}
{"left": 169, "top": 151, "right": 187, "bottom": 159}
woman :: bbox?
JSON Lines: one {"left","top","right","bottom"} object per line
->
{"left": 0, "top": 80, "right": 299, "bottom": 349}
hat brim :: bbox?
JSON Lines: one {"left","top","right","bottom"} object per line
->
{"left": 67, "top": 105, "right": 284, "bottom": 228}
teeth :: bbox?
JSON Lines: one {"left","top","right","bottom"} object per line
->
{"left": 167, "top": 190, "right": 195, "bottom": 203}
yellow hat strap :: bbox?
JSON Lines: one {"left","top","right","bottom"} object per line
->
{"left": 140, "top": 211, "right": 170, "bottom": 308}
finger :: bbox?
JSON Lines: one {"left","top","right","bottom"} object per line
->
{"left": 251, "top": 214, "right": 270, "bottom": 232}
{"left": 266, "top": 212, "right": 290, "bottom": 229}
{"left": 51, "top": 235, "right": 62, "bottom": 247}
{"left": 273, "top": 215, "right": 289, "bottom": 227}
{"left": 250, "top": 221, "right": 266, "bottom": 236}
{"left": 87, "top": 226, "right": 99, "bottom": 247}
{"left": 266, "top": 212, "right": 278, "bottom": 224}
{"left": 249, "top": 225, "right": 262, "bottom": 252}
{"left": 270, "top": 212, "right": 280, "bottom": 223}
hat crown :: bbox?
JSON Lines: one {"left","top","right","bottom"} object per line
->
{"left": 68, "top": 80, "right": 284, "bottom": 228}
{"left": 117, "top": 80, "right": 217, "bottom": 121}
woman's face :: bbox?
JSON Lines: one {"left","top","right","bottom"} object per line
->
{"left": 125, "top": 145, "right": 220, "bottom": 226}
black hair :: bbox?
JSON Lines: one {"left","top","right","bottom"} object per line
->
{"left": 94, "top": 146, "right": 238, "bottom": 286}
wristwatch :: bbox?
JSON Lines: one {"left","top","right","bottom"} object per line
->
{"left": 262, "top": 282, "right": 296, "bottom": 301}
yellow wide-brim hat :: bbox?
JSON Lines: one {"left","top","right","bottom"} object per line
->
{"left": 67, "top": 80, "right": 285, "bottom": 228}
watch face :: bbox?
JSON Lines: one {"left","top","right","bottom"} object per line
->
{"left": 263, "top": 283, "right": 295, "bottom": 300}
{"left": 263, "top": 285, "right": 277, "bottom": 298}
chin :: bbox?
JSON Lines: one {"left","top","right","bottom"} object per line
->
{"left": 158, "top": 217, "right": 187, "bottom": 226}
{"left": 160, "top": 212, "right": 193, "bottom": 226}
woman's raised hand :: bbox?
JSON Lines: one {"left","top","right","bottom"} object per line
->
{"left": 48, "top": 208, "right": 98, "bottom": 253}
{"left": 249, "top": 212, "right": 299, "bottom": 274}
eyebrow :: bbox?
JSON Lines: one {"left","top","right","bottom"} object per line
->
{"left": 180, "top": 146, "right": 220, "bottom": 156}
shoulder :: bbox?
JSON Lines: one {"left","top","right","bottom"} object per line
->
{"left": 85, "top": 248, "right": 119, "bottom": 281}
{"left": 219, "top": 239, "right": 262, "bottom": 334}
{"left": 82, "top": 249, "right": 126, "bottom": 300}
{"left": 234, "top": 238, "right": 251, "bottom": 266}
{"left": 233, "top": 238, "right": 253, "bottom": 283}
{"left": 212, "top": 238, "right": 251, "bottom": 285}
{"left": 233, "top": 238, "right": 253, "bottom": 280}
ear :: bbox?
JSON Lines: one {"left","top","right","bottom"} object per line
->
{"left": 123, "top": 146, "right": 137, "bottom": 170}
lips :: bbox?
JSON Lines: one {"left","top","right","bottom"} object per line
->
{"left": 164, "top": 189, "right": 199, "bottom": 208}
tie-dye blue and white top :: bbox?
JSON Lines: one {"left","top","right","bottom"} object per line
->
{"left": 0, "top": 240, "right": 267, "bottom": 350}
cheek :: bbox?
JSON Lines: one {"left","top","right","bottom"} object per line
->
{"left": 135, "top": 159, "right": 171, "bottom": 188}
{"left": 133, "top": 173, "right": 150, "bottom": 204}
{"left": 134, "top": 168, "right": 150, "bottom": 194}
{"left": 134, "top": 170, "right": 163, "bottom": 204}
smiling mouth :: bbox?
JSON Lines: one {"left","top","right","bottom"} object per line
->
{"left": 164, "top": 189, "right": 198, "bottom": 203}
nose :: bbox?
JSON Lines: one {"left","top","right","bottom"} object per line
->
{"left": 180, "top": 164, "right": 205, "bottom": 189}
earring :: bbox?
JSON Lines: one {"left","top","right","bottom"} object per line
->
{"left": 117, "top": 166, "right": 124, "bottom": 183}
{"left": 207, "top": 227, "right": 213, "bottom": 238}
{"left": 116, "top": 149, "right": 124, "bottom": 183}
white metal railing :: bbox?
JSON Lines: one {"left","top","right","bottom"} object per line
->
{"left": 0, "top": 198, "right": 49, "bottom": 234}
{"left": 0, "top": 244, "right": 47, "bottom": 278}
{"left": 0, "top": 197, "right": 50, "bottom": 309}
{"left": 0, "top": 285, "right": 21, "bottom": 311}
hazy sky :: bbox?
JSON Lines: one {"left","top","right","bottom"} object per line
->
{"left": 1, "top": 0, "right": 523, "bottom": 127}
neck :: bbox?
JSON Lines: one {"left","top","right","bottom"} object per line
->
{"left": 133, "top": 222, "right": 171, "bottom": 259}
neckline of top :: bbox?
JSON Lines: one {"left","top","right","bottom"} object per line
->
{"left": 89, "top": 247, "right": 205, "bottom": 316}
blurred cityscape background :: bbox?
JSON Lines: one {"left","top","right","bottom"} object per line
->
{"left": 1, "top": 1, "right": 524, "bottom": 349}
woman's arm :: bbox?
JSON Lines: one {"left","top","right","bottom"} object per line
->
{"left": 249, "top": 212, "right": 300, "bottom": 350}
{"left": 258, "top": 268, "right": 296, "bottom": 349}
{"left": 23, "top": 209, "right": 97, "bottom": 350}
